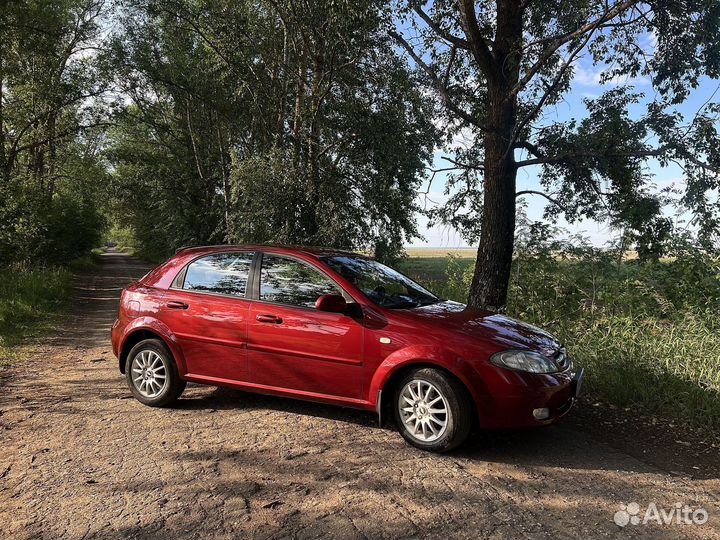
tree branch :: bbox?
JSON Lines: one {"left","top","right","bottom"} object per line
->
{"left": 10, "top": 121, "right": 114, "bottom": 157}
{"left": 441, "top": 155, "right": 484, "bottom": 170}
{"left": 389, "top": 30, "right": 491, "bottom": 132}
{"left": 443, "top": 45, "right": 457, "bottom": 88}
{"left": 516, "top": 145, "right": 672, "bottom": 168}
{"left": 508, "top": 0, "right": 640, "bottom": 99}
{"left": 507, "top": 22, "right": 598, "bottom": 155}
{"left": 457, "top": 0, "right": 495, "bottom": 78}
{"left": 513, "top": 139, "right": 543, "bottom": 158}
{"left": 515, "top": 190, "right": 568, "bottom": 211}
{"left": 413, "top": 5, "right": 470, "bottom": 49}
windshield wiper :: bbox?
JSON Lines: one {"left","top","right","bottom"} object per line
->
{"left": 384, "top": 298, "right": 442, "bottom": 309}
{"left": 383, "top": 300, "right": 421, "bottom": 309}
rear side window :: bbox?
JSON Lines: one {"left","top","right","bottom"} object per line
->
{"left": 182, "top": 252, "right": 254, "bottom": 297}
{"left": 260, "top": 254, "right": 340, "bottom": 308}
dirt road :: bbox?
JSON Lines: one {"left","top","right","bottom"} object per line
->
{"left": 1, "top": 251, "right": 718, "bottom": 539}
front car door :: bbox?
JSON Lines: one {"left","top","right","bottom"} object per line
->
{"left": 159, "top": 251, "right": 254, "bottom": 383}
{"left": 247, "top": 252, "right": 364, "bottom": 399}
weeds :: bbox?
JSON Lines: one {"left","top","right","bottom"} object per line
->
{"left": 0, "top": 266, "right": 74, "bottom": 366}
{"left": 401, "top": 242, "right": 720, "bottom": 431}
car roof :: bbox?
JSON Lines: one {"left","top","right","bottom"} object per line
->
{"left": 173, "top": 244, "right": 370, "bottom": 259}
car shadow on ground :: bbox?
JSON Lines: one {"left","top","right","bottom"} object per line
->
{"left": 166, "top": 385, "right": 704, "bottom": 477}
{"left": 12, "top": 363, "right": 719, "bottom": 480}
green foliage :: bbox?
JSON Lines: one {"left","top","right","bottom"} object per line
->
{"left": 0, "top": 0, "right": 109, "bottom": 266}
{"left": 0, "top": 266, "right": 73, "bottom": 364}
{"left": 106, "top": 0, "right": 436, "bottom": 261}
{"left": 105, "top": 223, "right": 137, "bottom": 252}
{"left": 402, "top": 238, "right": 720, "bottom": 430}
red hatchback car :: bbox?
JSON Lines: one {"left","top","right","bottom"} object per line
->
{"left": 112, "top": 245, "right": 583, "bottom": 452}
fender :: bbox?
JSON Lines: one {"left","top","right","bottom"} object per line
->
{"left": 119, "top": 317, "right": 188, "bottom": 374}
{"left": 367, "top": 344, "right": 492, "bottom": 414}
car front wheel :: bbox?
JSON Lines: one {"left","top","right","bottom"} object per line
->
{"left": 393, "top": 367, "right": 473, "bottom": 452}
{"left": 125, "top": 338, "right": 186, "bottom": 407}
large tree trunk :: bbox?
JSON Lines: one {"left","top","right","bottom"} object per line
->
{"left": 465, "top": 0, "right": 522, "bottom": 310}
{"left": 467, "top": 99, "right": 517, "bottom": 310}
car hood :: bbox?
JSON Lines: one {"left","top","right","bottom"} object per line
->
{"left": 398, "top": 300, "right": 561, "bottom": 353}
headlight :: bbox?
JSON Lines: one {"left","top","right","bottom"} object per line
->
{"left": 490, "top": 350, "right": 559, "bottom": 373}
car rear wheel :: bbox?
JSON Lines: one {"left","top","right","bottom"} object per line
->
{"left": 393, "top": 367, "right": 473, "bottom": 452}
{"left": 125, "top": 339, "right": 186, "bottom": 407}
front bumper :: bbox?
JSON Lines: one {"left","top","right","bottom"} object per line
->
{"left": 477, "top": 366, "right": 585, "bottom": 429}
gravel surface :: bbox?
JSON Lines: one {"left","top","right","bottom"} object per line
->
{"left": 1, "top": 251, "right": 718, "bottom": 539}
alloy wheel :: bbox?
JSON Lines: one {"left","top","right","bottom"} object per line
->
{"left": 130, "top": 350, "right": 168, "bottom": 398}
{"left": 398, "top": 379, "right": 449, "bottom": 443}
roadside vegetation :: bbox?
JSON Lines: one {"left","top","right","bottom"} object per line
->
{"left": 400, "top": 235, "right": 720, "bottom": 431}
{"left": 0, "top": 250, "right": 104, "bottom": 366}
{"left": 0, "top": 267, "right": 73, "bottom": 366}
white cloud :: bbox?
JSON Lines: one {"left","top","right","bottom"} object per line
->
{"left": 574, "top": 65, "right": 649, "bottom": 88}
{"left": 643, "top": 31, "right": 658, "bottom": 53}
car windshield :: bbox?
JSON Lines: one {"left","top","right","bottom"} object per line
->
{"left": 322, "top": 255, "right": 440, "bottom": 309}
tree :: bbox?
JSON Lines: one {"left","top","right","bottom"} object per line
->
{"left": 392, "top": 0, "right": 720, "bottom": 309}
{"left": 106, "top": 0, "right": 437, "bottom": 261}
{"left": 0, "top": 0, "right": 108, "bottom": 264}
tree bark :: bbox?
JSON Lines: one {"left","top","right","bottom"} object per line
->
{"left": 466, "top": 0, "right": 522, "bottom": 310}
{"left": 215, "top": 113, "right": 232, "bottom": 241}
{"left": 468, "top": 111, "right": 517, "bottom": 310}
{"left": 47, "top": 110, "right": 57, "bottom": 200}
{"left": 0, "top": 46, "right": 5, "bottom": 181}
{"left": 292, "top": 56, "right": 305, "bottom": 163}
{"left": 275, "top": 22, "right": 288, "bottom": 144}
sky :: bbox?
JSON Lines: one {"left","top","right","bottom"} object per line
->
{"left": 407, "top": 31, "right": 720, "bottom": 248}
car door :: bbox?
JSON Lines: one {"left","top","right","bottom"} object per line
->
{"left": 247, "top": 252, "right": 364, "bottom": 399}
{"left": 159, "top": 251, "right": 254, "bottom": 383}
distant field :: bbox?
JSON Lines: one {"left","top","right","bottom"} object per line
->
{"left": 398, "top": 248, "right": 475, "bottom": 283}
{"left": 405, "top": 247, "right": 476, "bottom": 258}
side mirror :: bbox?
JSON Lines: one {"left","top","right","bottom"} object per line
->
{"left": 315, "top": 294, "right": 348, "bottom": 314}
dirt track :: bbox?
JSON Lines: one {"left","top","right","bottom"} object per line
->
{"left": 1, "top": 251, "right": 719, "bottom": 539}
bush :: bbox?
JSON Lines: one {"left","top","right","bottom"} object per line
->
{"left": 0, "top": 184, "right": 105, "bottom": 266}
{"left": 401, "top": 244, "right": 720, "bottom": 430}
{"left": 0, "top": 266, "right": 73, "bottom": 364}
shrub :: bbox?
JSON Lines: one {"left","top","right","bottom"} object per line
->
{"left": 401, "top": 243, "right": 720, "bottom": 430}
{"left": 0, "top": 266, "right": 73, "bottom": 364}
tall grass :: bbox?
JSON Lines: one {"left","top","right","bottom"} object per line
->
{"left": 0, "top": 266, "right": 73, "bottom": 365}
{"left": 401, "top": 248, "right": 720, "bottom": 431}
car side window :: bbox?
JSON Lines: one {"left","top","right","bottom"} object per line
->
{"left": 182, "top": 252, "right": 254, "bottom": 297}
{"left": 260, "top": 254, "right": 341, "bottom": 308}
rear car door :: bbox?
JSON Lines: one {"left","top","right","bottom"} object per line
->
{"left": 159, "top": 251, "right": 254, "bottom": 383}
{"left": 247, "top": 252, "right": 364, "bottom": 399}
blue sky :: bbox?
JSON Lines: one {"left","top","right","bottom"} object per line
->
{"left": 408, "top": 35, "right": 720, "bottom": 248}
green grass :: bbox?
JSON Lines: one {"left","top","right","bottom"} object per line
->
{"left": 397, "top": 256, "right": 474, "bottom": 284}
{"left": 66, "top": 249, "right": 103, "bottom": 272}
{"left": 569, "top": 315, "right": 720, "bottom": 427}
{"left": 0, "top": 251, "right": 103, "bottom": 365}
{"left": 0, "top": 255, "right": 101, "bottom": 366}
{"left": 401, "top": 252, "right": 720, "bottom": 431}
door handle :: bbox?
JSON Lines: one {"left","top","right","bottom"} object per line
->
{"left": 256, "top": 314, "right": 282, "bottom": 324}
{"left": 166, "top": 301, "right": 189, "bottom": 310}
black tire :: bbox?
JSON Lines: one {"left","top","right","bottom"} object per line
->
{"left": 125, "top": 338, "right": 186, "bottom": 407}
{"left": 393, "top": 367, "right": 473, "bottom": 452}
